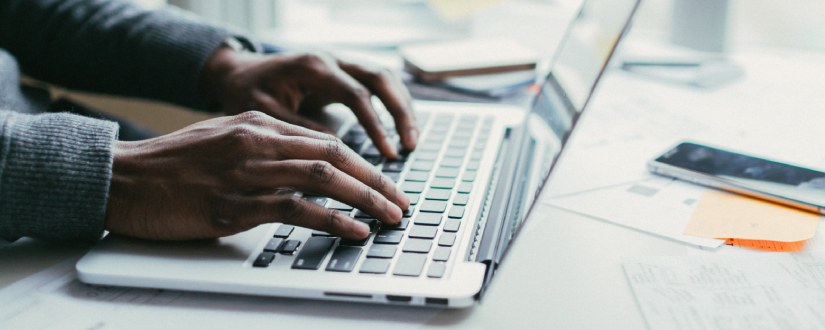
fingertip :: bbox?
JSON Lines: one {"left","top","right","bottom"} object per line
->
{"left": 404, "top": 128, "right": 418, "bottom": 150}
{"left": 395, "top": 187, "right": 410, "bottom": 210}
{"left": 386, "top": 200, "right": 402, "bottom": 222}
{"left": 351, "top": 219, "right": 371, "bottom": 239}
{"left": 381, "top": 136, "right": 398, "bottom": 159}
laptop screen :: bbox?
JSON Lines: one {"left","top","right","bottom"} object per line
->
{"left": 523, "top": 0, "right": 641, "bottom": 210}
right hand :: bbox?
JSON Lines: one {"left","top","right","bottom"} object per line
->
{"left": 105, "top": 111, "right": 409, "bottom": 241}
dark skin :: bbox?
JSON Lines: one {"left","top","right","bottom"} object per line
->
{"left": 105, "top": 48, "right": 418, "bottom": 241}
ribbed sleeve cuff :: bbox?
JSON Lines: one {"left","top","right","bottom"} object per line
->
{"left": 138, "top": 6, "right": 261, "bottom": 111}
{"left": 0, "top": 111, "right": 118, "bottom": 242}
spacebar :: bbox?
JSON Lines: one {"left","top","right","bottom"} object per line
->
{"left": 291, "top": 237, "right": 336, "bottom": 270}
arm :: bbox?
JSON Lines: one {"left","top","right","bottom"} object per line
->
{"left": 0, "top": 0, "right": 258, "bottom": 110}
{"left": 0, "top": 110, "right": 118, "bottom": 243}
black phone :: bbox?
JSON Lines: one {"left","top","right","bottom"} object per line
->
{"left": 648, "top": 142, "right": 825, "bottom": 214}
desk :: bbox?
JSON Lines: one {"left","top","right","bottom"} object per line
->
{"left": 2, "top": 46, "right": 825, "bottom": 329}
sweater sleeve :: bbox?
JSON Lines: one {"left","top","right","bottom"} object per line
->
{"left": 0, "top": 110, "right": 118, "bottom": 243}
{"left": 0, "top": 0, "right": 260, "bottom": 111}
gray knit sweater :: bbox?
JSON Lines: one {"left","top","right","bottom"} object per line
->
{"left": 0, "top": 0, "right": 258, "bottom": 243}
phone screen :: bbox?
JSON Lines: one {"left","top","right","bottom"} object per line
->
{"left": 655, "top": 142, "right": 825, "bottom": 206}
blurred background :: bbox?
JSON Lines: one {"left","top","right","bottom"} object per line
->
{"left": 63, "top": 0, "right": 825, "bottom": 134}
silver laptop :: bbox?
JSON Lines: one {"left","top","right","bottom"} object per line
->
{"left": 76, "top": 0, "right": 641, "bottom": 308}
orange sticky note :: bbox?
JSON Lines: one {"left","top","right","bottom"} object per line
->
{"left": 683, "top": 191, "right": 820, "bottom": 242}
{"left": 724, "top": 238, "right": 807, "bottom": 252}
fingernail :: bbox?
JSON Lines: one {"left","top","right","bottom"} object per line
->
{"left": 395, "top": 186, "right": 410, "bottom": 209}
{"left": 386, "top": 200, "right": 402, "bottom": 222}
{"left": 352, "top": 219, "right": 370, "bottom": 238}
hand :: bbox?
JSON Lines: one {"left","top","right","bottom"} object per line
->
{"left": 105, "top": 112, "right": 410, "bottom": 241}
{"left": 200, "top": 48, "right": 418, "bottom": 159}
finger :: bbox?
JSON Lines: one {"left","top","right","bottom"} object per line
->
{"left": 251, "top": 92, "right": 337, "bottom": 136}
{"left": 231, "top": 195, "right": 370, "bottom": 240}
{"left": 302, "top": 59, "right": 398, "bottom": 158}
{"left": 243, "top": 160, "right": 404, "bottom": 224}
{"left": 339, "top": 62, "right": 418, "bottom": 151}
{"left": 275, "top": 135, "right": 410, "bottom": 208}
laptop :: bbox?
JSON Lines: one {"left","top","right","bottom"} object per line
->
{"left": 76, "top": 0, "right": 641, "bottom": 308}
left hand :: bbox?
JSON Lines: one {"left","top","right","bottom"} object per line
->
{"left": 199, "top": 48, "right": 418, "bottom": 159}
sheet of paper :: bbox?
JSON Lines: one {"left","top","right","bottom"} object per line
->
{"left": 0, "top": 255, "right": 440, "bottom": 330}
{"left": 684, "top": 191, "right": 820, "bottom": 242}
{"left": 544, "top": 176, "right": 725, "bottom": 248}
{"left": 623, "top": 254, "right": 825, "bottom": 330}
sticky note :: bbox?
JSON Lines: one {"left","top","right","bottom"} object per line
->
{"left": 683, "top": 191, "right": 820, "bottom": 242}
{"left": 724, "top": 238, "right": 807, "bottom": 252}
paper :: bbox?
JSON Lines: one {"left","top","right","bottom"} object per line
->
{"left": 623, "top": 255, "right": 825, "bottom": 330}
{"left": 0, "top": 255, "right": 440, "bottom": 330}
{"left": 544, "top": 176, "right": 725, "bottom": 248}
{"left": 684, "top": 191, "right": 820, "bottom": 242}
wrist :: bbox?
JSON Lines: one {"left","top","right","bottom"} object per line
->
{"left": 199, "top": 47, "right": 240, "bottom": 110}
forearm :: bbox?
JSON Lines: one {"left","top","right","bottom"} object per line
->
{"left": 0, "top": 110, "right": 118, "bottom": 242}
{"left": 0, "top": 0, "right": 259, "bottom": 110}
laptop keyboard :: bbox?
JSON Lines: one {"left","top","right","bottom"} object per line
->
{"left": 252, "top": 112, "right": 494, "bottom": 279}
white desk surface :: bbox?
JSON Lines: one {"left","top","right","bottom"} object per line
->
{"left": 2, "top": 46, "right": 825, "bottom": 329}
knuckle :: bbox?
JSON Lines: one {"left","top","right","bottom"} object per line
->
{"left": 348, "top": 87, "right": 372, "bottom": 101}
{"left": 322, "top": 140, "right": 350, "bottom": 165}
{"left": 209, "top": 194, "right": 242, "bottom": 231}
{"left": 277, "top": 196, "right": 307, "bottom": 224}
{"left": 308, "top": 161, "right": 336, "bottom": 186}
{"left": 361, "top": 186, "right": 378, "bottom": 209}
{"left": 235, "top": 110, "right": 268, "bottom": 126}
{"left": 297, "top": 52, "right": 330, "bottom": 75}
{"left": 324, "top": 210, "right": 344, "bottom": 231}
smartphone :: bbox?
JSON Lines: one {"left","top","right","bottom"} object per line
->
{"left": 648, "top": 142, "right": 825, "bottom": 214}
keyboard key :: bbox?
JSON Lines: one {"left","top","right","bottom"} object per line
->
{"left": 448, "top": 140, "right": 470, "bottom": 148}
{"left": 402, "top": 239, "right": 433, "bottom": 253}
{"left": 367, "top": 244, "right": 397, "bottom": 258}
{"left": 443, "top": 218, "right": 461, "bottom": 232}
{"left": 356, "top": 218, "right": 379, "bottom": 231}
{"left": 414, "top": 151, "right": 439, "bottom": 161}
{"left": 361, "top": 145, "right": 381, "bottom": 157}
{"left": 353, "top": 209, "right": 373, "bottom": 218}
{"left": 401, "top": 181, "right": 426, "bottom": 193}
{"left": 312, "top": 231, "right": 333, "bottom": 237}
{"left": 420, "top": 200, "right": 447, "bottom": 213}
{"left": 404, "top": 171, "right": 430, "bottom": 182}
{"left": 414, "top": 212, "right": 443, "bottom": 226}
{"left": 425, "top": 189, "right": 451, "bottom": 201}
{"left": 430, "top": 178, "right": 455, "bottom": 189}
{"left": 466, "top": 161, "right": 480, "bottom": 170}
{"left": 264, "top": 238, "right": 285, "bottom": 252}
{"left": 303, "top": 196, "right": 328, "bottom": 206}
{"left": 448, "top": 206, "right": 465, "bottom": 219}
{"left": 427, "top": 262, "right": 447, "bottom": 278}
{"left": 273, "top": 225, "right": 294, "bottom": 238}
{"left": 292, "top": 237, "right": 336, "bottom": 270}
{"left": 440, "top": 158, "right": 463, "bottom": 168}
{"left": 360, "top": 258, "right": 391, "bottom": 274}
{"left": 435, "top": 167, "right": 459, "bottom": 178}
{"left": 438, "top": 233, "right": 456, "bottom": 246}
{"left": 410, "top": 160, "right": 435, "bottom": 171}
{"left": 457, "top": 182, "right": 473, "bottom": 194}
{"left": 418, "top": 142, "right": 442, "bottom": 151}
{"left": 380, "top": 218, "right": 409, "bottom": 231}
{"left": 363, "top": 155, "right": 383, "bottom": 165}
{"left": 453, "top": 193, "right": 470, "bottom": 206}
{"left": 326, "top": 200, "right": 353, "bottom": 211}
{"left": 326, "top": 246, "right": 362, "bottom": 272}
{"left": 253, "top": 252, "right": 276, "bottom": 267}
{"left": 409, "top": 226, "right": 438, "bottom": 239}
{"left": 374, "top": 230, "right": 404, "bottom": 244}
{"left": 279, "top": 239, "right": 301, "bottom": 254}
{"left": 443, "top": 148, "right": 466, "bottom": 158}
{"left": 408, "top": 193, "right": 420, "bottom": 205}
{"left": 383, "top": 171, "right": 401, "bottom": 182}
{"left": 382, "top": 161, "right": 405, "bottom": 172}
{"left": 340, "top": 236, "right": 369, "bottom": 246}
{"left": 461, "top": 171, "right": 476, "bottom": 182}
{"left": 433, "top": 247, "right": 451, "bottom": 261}
{"left": 394, "top": 253, "right": 428, "bottom": 277}
{"left": 470, "top": 151, "right": 483, "bottom": 160}
{"left": 403, "top": 207, "right": 415, "bottom": 218}
{"left": 452, "top": 130, "right": 473, "bottom": 138}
